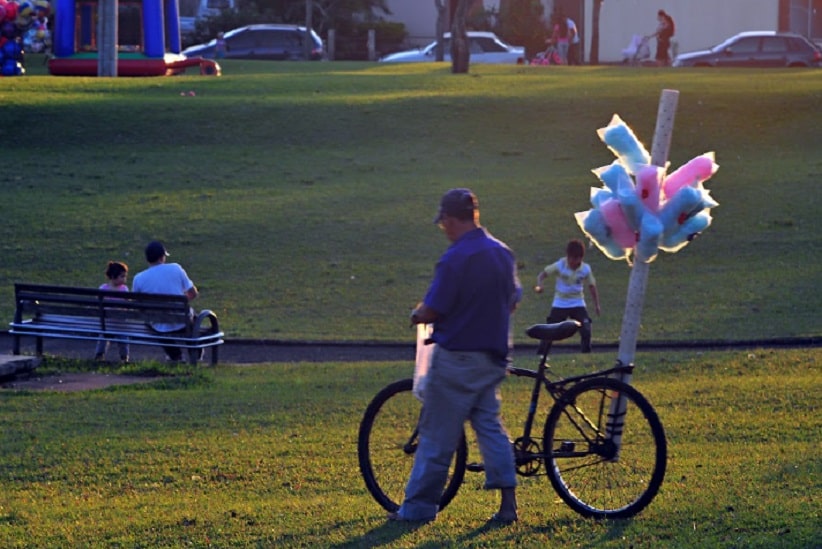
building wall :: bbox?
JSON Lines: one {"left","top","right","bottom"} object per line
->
{"left": 590, "top": 0, "right": 780, "bottom": 63}
{"left": 384, "top": 0, "right": 790, "bottom": 62}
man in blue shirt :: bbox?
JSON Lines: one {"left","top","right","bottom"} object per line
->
{"left": 391, "top": 188, "right": 521, "bottom": 524}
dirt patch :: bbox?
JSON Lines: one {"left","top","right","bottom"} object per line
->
{"left": 1, "top": 372, "right": 161, "bottom": 392}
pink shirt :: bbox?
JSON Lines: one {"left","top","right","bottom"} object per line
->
{"left": 100, "top": 283, "right": 128, "bottom": 292}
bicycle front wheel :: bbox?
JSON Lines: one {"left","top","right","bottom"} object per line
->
{"left": 357, "top": 378, "right": 467, "bottom": 512}
{"left": 543, "top": 377, "right": 666, "bottom": 519}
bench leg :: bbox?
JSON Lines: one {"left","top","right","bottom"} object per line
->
{"left": 36, "top": 337, "right": 43, "bottom": 356}
{"left": 13, "top": 335, "right": 20, "bottom": 355}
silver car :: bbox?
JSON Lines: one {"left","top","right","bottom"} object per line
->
{"left": 380, "top": 32, "right": 525, "bottom": 64}
{"left": 673, "top": 31, "right": 822, "bottom": 68}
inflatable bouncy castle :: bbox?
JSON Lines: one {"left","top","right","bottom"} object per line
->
{"left": 48, "top": 0, "right": 219, "bottom": 76}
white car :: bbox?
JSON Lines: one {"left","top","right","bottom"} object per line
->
{"left": 380, "top": 31, "right": 525, "bottom": 64}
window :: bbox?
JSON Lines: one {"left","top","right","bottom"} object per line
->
{"left": 761, "top": 37, "right": 787, "bottom": 53}
{"left": 730, "top": 37, "right": 760, "bottom": 54}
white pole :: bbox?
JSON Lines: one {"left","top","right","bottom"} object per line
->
{"left": 618, "top": 88, "right": 679, "bottom": 379}
{"left": 607, "top": 89, "right": 679, "bottom": 449}
{"left": 98, "top": 0, "right": 118, "bottom": 77}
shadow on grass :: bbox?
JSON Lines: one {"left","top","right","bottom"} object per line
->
{"left": 329, "top": 518, "right": 429, "bottom": 548}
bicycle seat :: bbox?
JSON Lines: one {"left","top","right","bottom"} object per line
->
{"left": 526, "top": 320, "right": 581, "bottom": 342}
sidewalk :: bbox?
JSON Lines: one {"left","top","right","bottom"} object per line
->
{"left": 2, "top": 331, "right": 817, "bottom": 366}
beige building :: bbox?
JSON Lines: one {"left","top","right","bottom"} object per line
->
{"left": 383, "top": 0, "right": 820, "bottom": 63}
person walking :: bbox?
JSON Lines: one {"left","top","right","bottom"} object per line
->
{"left": 654, "top": 9, "right": 675, "bottom": 66}
{"left": 132, "top": 240, "right": 199, "bottom": 362}
{"left": 567, "top": 16, "right": 580, "bottom": 65}
{"left": 550, "top": 10, "right": 570, "bottom": 64}
{"left": 535, "top": 239, "right": 601, "bottom": 353}
{"left": 389, "top": 188, "right": 522, "bottom": 524}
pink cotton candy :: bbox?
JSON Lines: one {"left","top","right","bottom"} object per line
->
{"left": 662, "top": 153, "right": 717, "bottom": 199}
{"left": 636, "top": 166, "right": 662, "bottom": 212}
{"left": 600, "top": 199, "right": 636, "bottom": 249}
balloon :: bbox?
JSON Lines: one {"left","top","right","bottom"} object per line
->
{"left": 4, "top": 0, "right": 16, "bottom": 21}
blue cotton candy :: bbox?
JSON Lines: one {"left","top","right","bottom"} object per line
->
{"left": 599, "top": 116, "right": 651, "bottom": 175}
{"left": 594, "top": 162, "right": 632, "bottom": 194}
{"left": 590, "top": 187, "right": 614, "bottom": 209}
{"left": 617, "top": 177, "right": 644, "bottom": 231}
{"left": 659, "top": 186, "right": 703, "bottom": 235}
{"left": 660, "top": 211, "right": 712, "bottom": 252}
{"left": 577, "top": 209, "right": 628, "bottom": 260}
{"left": 636, "top": 214, "right": 663, "bottom": 263}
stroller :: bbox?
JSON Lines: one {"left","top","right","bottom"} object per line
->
{"left": 531, "top": 44, "right": 563, "bottom": 66}
{"left": 621, "top": 34, "right": 651, "bottom": 65}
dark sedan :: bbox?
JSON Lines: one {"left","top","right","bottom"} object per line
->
{"left": 183, "top": 24, "right": 324, "bottom": 61}
{"left": 673, "top": 31, "right": 822, "bottom": 68}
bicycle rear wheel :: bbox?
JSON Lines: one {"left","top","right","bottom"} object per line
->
{"left": 543, "top": 377, "right": 666, "bottom": 519}
{"left": 357, "top": 378, "right": 467, "bottom": 512}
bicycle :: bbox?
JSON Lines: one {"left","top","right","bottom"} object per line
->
{"left": 357, "top": 320, "right": 667, "bottom": 519}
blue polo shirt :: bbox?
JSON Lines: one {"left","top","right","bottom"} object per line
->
{"left": 424, "top": 227, "right": 521, "bottom": 362}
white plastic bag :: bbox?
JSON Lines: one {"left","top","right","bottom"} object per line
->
{"left": 413, "top": 323, "right": 434, "bottom": 402}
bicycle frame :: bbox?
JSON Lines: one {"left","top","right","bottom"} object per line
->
{"left": 504, "top": 342, "right": 634, "bottom": 469}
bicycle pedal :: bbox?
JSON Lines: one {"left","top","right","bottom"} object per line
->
{"left": 466, "top": 462, "right": 485, "bottom": 472}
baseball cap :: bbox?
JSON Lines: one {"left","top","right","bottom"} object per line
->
{"left": 145, "top": 240, "right": 170, "bottom": 263}
{"left": 434, "top": 188, "right": 478, "bottom": 224}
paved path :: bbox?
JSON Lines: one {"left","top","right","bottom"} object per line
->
{"left": 1, "top": 332, "right": 817, "bottom": 366}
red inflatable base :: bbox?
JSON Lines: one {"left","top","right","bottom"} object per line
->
{"left": 48, "top": 57, "right": 221, "bottom": 77}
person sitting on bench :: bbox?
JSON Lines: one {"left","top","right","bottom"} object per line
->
{"left": 132, "top": 240, "right": 199, "bottom": 362}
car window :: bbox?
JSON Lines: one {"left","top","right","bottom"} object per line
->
{"left": 229, "top": 31, "right": 255, "bottom": 49}
{"left": 729, "top": 37, "right": 760, "bottom": 54}
{"left": 761, "top": 37, "right": 787, "bottom": 53}
{"left": 787, "top": 36, "right": 813, "bottom": 52}
{"left": 468, "top": 39, "right": 485, "bottom": 54}
{"left": 473, "top": 36, "right": 506, "bottom": 53}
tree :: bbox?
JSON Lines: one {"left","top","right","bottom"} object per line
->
{"left": 434, "top": 0, "right": 447, "bottom": 61}
{"left": 450, "top": 0, "right": 471, "bottom": 73}
{"left": 496, "top": 0, "right": 546, "bottom": 60}
{"left": 590, "top": 0, "right": 603, "bottom": 64}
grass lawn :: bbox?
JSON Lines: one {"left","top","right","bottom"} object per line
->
{"left": 1, "top": 59, "right": 820, "bottom": 344}
{"left": 1, "top": 60, "right": 818, "bottom": 548}
{"left": 0, "top": 348, "right": 818, "bottom": 547}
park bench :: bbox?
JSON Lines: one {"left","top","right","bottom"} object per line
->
{"left": 9, "top": 283, "right": 224, "bottom": 365}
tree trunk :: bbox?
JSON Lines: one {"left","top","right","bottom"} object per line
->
{"left": 434, "top": 0, "right": 447, "bottom": 61}
{"left": 590, "top": 0, "right": 602, "bottom": 65}
{"left": 450, "top": 0, "right": 470, "bottom": 73}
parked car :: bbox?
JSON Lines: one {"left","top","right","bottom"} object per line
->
{"left": 673, "top": 31, "right": 822, "bottom": 68}
{"left": 379, "top": 31, "right": 525, "bottom": 64}
{"left": 182, "top": 24, "right": 324, "bottom": 61}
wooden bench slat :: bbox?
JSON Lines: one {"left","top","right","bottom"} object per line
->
{"left": 10, "top": 283, "right": 224, "bottom": 365}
